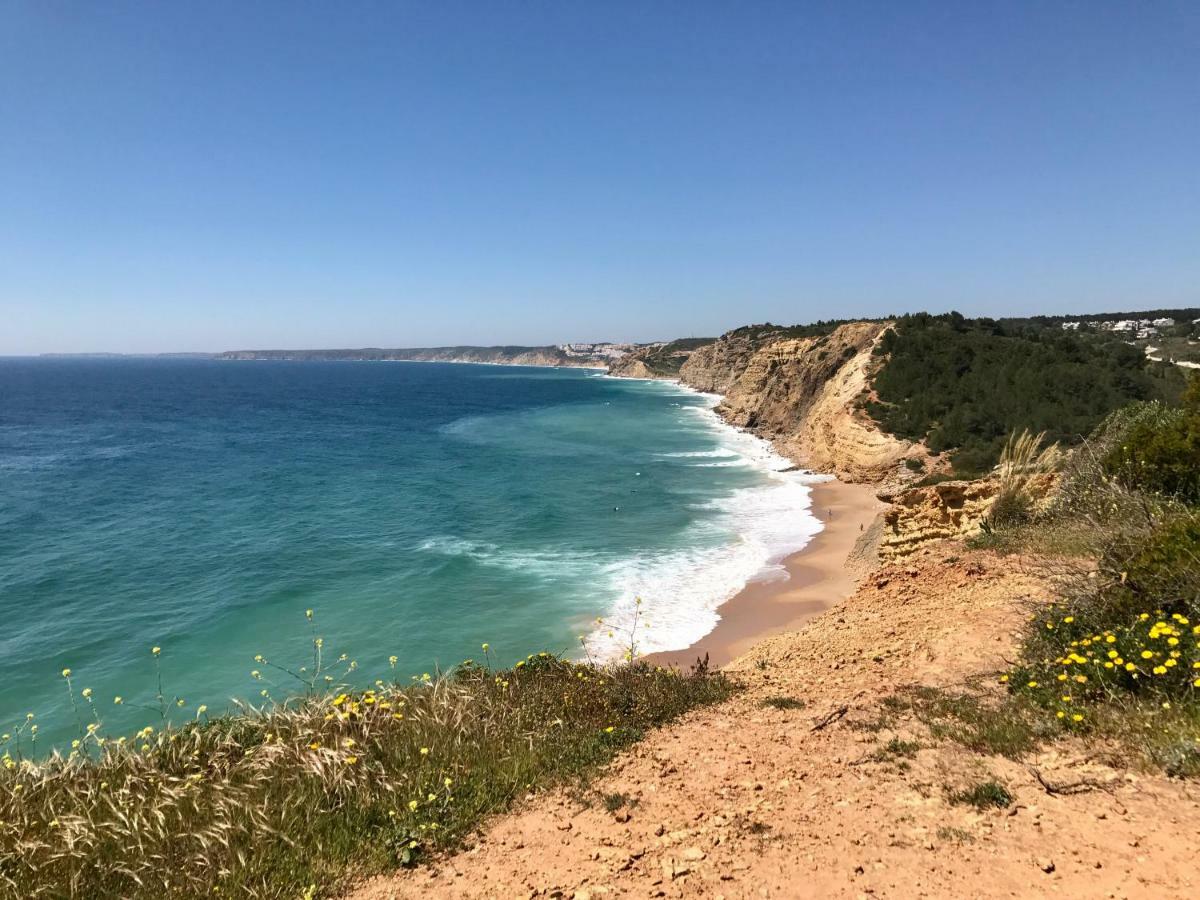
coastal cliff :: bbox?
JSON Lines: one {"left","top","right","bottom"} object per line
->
{"left": 605, "top": 338, "right": 716, "bottom": 378}
{"left": 611, "top": 321, "right": 923, "bottom": 483}
{"left": 700, "top": 322, "right": 920, "bottom": 483}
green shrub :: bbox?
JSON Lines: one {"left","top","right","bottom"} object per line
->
{"left": 1104, "top": 516, "right": 1200, "bottom": 620}
{"left": 1101, "top": 390, "right": 1200, "bottom": 505}
{"left": 1008, "top": 511, "right": 1200, "bottom": 726}
{"left": 949, "top": 780, "right": 1012, "bottom": 809}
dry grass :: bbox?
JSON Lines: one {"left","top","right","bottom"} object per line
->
{"left": 983, "top": 429, "right": 1063, "bottom": 530}
{"left": 0, "top": 651, "right": 734, "bottom": 898}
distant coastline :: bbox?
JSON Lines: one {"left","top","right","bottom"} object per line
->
{"left": 215, "top": 343, "right": 639, "bottom": 368}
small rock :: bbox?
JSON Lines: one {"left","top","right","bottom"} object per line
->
{"left": 682, "top": 847, "right": 706, "bottom": 861}
{"left": 1039, "top": 859, "right": 1056, "bottom": 874}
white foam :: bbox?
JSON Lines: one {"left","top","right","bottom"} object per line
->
{"left": 657, "top": 448, "right": 740, "bottom": 459}
{"left": 417, "top": 536, "right": 604, "bottom": 581}
{"left": 584, "top": 384, "right": 826, "bottom": 661}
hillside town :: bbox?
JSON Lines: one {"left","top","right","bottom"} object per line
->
{"left": 1060, "top": 315, "right": 1188, "bottom": 339}
{"left": 555, "top": 341, "right": 639, "bottom": 359}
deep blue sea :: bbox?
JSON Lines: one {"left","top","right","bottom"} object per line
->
{"left": 0, "top": 359, "right": 820, "bottom": 749}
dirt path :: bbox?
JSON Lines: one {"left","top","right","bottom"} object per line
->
{"left": 351, "top": 546, "right": 1200, "bottom": 899}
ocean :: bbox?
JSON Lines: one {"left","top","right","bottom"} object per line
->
{"left": 0, "top": 358, "right": 822, "bottom": 748}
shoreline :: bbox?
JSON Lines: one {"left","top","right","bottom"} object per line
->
{"left": 646, "top": 477, "right": 883, "bottom": 670}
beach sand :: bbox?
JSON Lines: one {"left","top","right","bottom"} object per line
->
{"left": 647, "top": 478, "right": 884, "bottom": 670}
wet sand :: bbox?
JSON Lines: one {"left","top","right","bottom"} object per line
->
{"left": 647, "top": 478, "right": 883, "bottom": 670}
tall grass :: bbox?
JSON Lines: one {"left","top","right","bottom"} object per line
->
{"left": 0, "top": 646, "right": 733, "bottom": 898}
{"left": 982, "top": 428, "right": 1062, "bottom": 530}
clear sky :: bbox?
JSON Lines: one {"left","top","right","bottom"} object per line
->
{"left": 2, "top": 1, "right": 1198, "bottom": 354}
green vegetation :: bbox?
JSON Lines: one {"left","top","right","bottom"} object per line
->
{"left": 891, "top": 685, "right": 1049, "bottom": 759}
{"left": 1101, "top": 377, "right": 1200, "bottom": 505}
{"left": 723, "top": 319, "right": 866, "bottom": 344}
{"left": 864, "top": 736, "right": 921, "bottom": 764}
{"left": 867, "top": 312, "right": 1187, "bottom": 474}
{"left": 0, "top": 649, "right": 733, "bottom": 898}
{"left": 625, "top": 337, "right": 716, "bottom": 375}
{"left": 965, "top": 376, "right": 1200, "bottom": 776}
{"left": 601, "top": 790, "right": 634, "bottom": 813}
{"left": 949, "top": 780, "right": 1013, "bottom": 810}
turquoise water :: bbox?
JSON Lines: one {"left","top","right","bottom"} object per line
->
{"left": 0, "top": 359, "right": 820, "bottom": 749}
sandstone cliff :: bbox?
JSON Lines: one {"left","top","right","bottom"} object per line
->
{"left": 707, "top": 323, "right": 916, "bottom": 482}
{"left": 606, "top": 338, "right": 716, "bottom": 379}
{"left": 877, "top": 479, "right": 1000, "bottom": 560}
{"left": 657, "top": 322, "right": 923, "bottom": 483}
{"left": 874, "top": 473, "right": 1059, "bottom": 560}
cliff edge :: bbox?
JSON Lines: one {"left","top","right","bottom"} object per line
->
{"left": 611, "top": 321, "right": 924, "bottom": 484}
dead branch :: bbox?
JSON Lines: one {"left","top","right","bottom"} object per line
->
{"left": 811, "top": 705, "right": 849, "bottom": 732}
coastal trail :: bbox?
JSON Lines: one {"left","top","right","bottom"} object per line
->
{"left": 349, "top": 545, "right": 1200, "bottom": 899}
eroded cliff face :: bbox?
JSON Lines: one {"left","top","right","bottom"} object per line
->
{"left": 680, "top": 323, "right": 921, "bottom": 483}
{"left": 606, "top": 339, "right": 716, "bottom": 379}
{"left": 877, "top": 479, "right": 1000, "bottom": 560}
{"left": 607, "top": 357, "right": 656, "bottom": 379}
{"left": 604, "top": 321, "right": 926, "bottom": 483}
{"left": 874, "top": 473, "right": 1058, "bottom": 560}
{"left": 675, "top": 334, "right": 764, "bottom": 394}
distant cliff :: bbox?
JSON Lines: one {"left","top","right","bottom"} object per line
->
{"left": 218, "top": 346, "right": 609, "bottom": 367}
{"left": 606, "top": 338, "right": 716, "bottom": 378}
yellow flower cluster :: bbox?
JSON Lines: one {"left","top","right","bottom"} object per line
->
{"left": 1011, "top": 609, "right": 1200, "bottom": 724}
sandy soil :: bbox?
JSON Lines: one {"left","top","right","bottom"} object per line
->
{"left": 648, "top": 480, "right": 884, "bottom": 670}
{"left": 350, "top": 541, "right": 1200, "bottom": 899}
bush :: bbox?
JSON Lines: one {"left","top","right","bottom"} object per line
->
{"left": 1101, "top": 380, "right": 1200, "bottom": 505}
{"left": 981, "top": 429, "right": 1062, "bottom": 532}
{"left": 949, "top": 780, "right": 1013, "bottom": 809}
{"left": 1008, "top": 511, "right": 1200, "bottom": 726}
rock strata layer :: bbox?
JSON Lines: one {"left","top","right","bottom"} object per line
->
{"left": 611, "top": 321, "right": 924, "bottom": 483}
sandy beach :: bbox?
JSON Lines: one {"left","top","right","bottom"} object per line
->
{"left": 647, "top": 478, "right": 883, "bottom": 669}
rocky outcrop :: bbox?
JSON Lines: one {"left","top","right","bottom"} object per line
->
{"left": 607, "top": 357, "right": 656, "bottom": 379}
{"left": 877, "top": 479, "right": 999, "bottom": 560}
{"left": 876, "top": 473, "right": 1058, "bottom": 560}
{"left": 607, "top": 339, "right": 716, "bottom": 379}
{"left": 676, "top": 333, "right": 766, "bottom": 394}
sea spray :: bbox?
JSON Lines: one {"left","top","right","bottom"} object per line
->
{"left": 584, "top": 382, "right": 827, "bottom": 661}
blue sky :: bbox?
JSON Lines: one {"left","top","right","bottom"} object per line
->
{"left": 2, "top": 1, "right": 1197, "bottom": 353}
